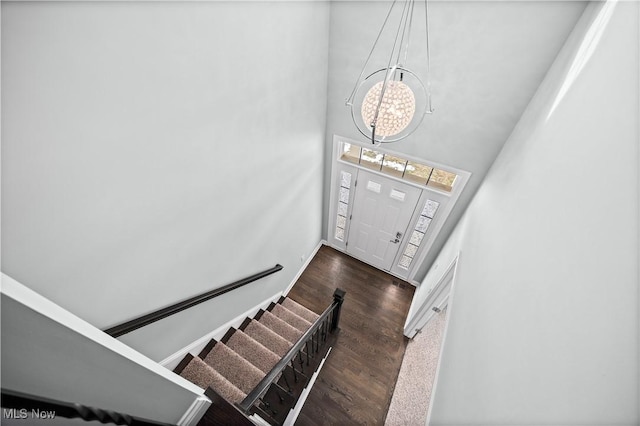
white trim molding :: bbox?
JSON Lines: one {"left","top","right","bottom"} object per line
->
{"left": 283, "top": 347, "right": 333, "bottom": 426}
{"left": 328, "top": 135, "right": 471, "bottom": 283}
{"left": 326, "top": 240, "right": 420, "bottom": 286}
{"left": 425, "top": 254, "right": 461, "bottom": 426}
{"left": 162, "top": 239, "right": 325, "bottom": 370}
{"left": 284, "top": 240, "right": 326, "bottom": 296}
{"left": 1, "top": 272, "right": 206, "bottom": 425}
{"left": 404, "top": 253, "right": 460, "bottom": 338}
{"left": 1, "top": 273, "right": 204, "bottom": 396}
{"left": 177, "top": 395, "right": 211, "bottom": 426}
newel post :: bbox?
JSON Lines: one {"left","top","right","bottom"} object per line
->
{"left": 330, "top": 288, "right": 346, "bottom": 332}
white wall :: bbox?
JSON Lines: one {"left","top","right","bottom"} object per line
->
{"left": 1, "top": 274, "right": 204, "bottom": 425}
{"left": 413, "top": 1, "right": 639, "bottom": 424}
{"left": 1, "top": 1, "right": 329, "bottom": 361}
{"left": 322, "top": 1, "right": 586, "bottom": 281}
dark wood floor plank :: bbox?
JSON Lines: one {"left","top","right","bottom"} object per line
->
{"left": 286, "top": 245, "right": 415, "bottom": 425}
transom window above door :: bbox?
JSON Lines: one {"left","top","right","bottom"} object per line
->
{"left": 329, "top": 136, "right": 471, "bottom": 283}
{"left": 340, "top": 142, "right": 457, "bottom": 193}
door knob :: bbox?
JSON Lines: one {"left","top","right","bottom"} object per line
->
{"left": 390, "top": 231, "right": 403, "bottom": 243}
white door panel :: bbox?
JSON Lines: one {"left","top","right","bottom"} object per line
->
{"left": 382, "top": 205, "right": 401, "bottom": 233}
{"left": 347, "top": 170, "right": 422, "bottom": 271}
{"left": 373, "top": 239, "right": 390, "bottom": 261}
{"left": 329, "top": 136, "right": 470, "bottom": 281}
{"left": 354, "top": 229, "right": 369, "bottom": 253}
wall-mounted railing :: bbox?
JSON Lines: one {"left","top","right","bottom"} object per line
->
{"left": 104, "top": 264, "right": 283, "bottom": 338}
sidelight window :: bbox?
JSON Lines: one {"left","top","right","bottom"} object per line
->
{"left": 398, "top": 199, "right": 440, "bottom": 270}
{"left": 335, "top": 170, "right": 352, "bottom": 242}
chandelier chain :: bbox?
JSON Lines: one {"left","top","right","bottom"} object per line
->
{"left": 372, "top": 0, "right": 412, "bottom": 135}
{"left": 346, "top": 0, "right": 399, "bottom": 106}
{"left": 346, "top": 0, "right": 432, "bottom": 144}
{"left": 400, "top": 0, "right": 416, "bottom": 69}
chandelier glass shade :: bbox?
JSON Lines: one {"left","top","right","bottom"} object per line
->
{"left": 350, "top": 66, "right": 428, "bottom": 143}
{"left": 362, "top": 80, "right": 415, "bottom": 137}
{"left": 346, "top": 0, "right": 432, "bottom": 145}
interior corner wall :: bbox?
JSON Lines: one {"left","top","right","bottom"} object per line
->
{"left": 1, "top": 1, "right": 329, "bottom": 361}
{"left": 417, "top": 1, "right": 639, "bottom": 424}
{"left": 321, "top": 1, "right": 586, "bottom": 282}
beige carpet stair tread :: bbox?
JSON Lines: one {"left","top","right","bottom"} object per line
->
{"left": 272, "top": 303, "right": 312, "bottom": 333}
{"left": 282, "top": 297, "right": 319, "bottom": 323}
{"left": 244, "top": 319, "right": 293, "bottom": 357}
{"left": 202, "top": 342, "right": 265, "bottom": 394}
{"left": 178, "top": 356, "right": 247, "bottom": 405}
{"left": 175, "top": 295, "right": 333, "bottom": 417}
{"left": 259, "top": 310, "right": 304, "bottom": 343}
{"left": 226, "top": 330, "right": 281, "bottom": 374}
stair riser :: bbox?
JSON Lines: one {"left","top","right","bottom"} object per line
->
{"left": 174, "top": 297, "right": 325, "bottom": 426}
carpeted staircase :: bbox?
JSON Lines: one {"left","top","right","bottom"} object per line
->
{"left": 173, "top": 296, "right": 330, "bottom": 425}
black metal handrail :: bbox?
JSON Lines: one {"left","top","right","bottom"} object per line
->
{"left": 237, "top": 288, "right": 345, "bottom": 414}
{"left": 104, "top": 264, "right": 283, "bottom": 337}
{"left": 1, "top": 389, "right": 171, "bottom": 426}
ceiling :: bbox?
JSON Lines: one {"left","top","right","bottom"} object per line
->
{"left": 324, "top": 1, "right": 588, "bottom": 278}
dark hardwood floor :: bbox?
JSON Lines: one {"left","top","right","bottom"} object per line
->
{"left": 287, "top": 245, "right": 415, "bottom": 425}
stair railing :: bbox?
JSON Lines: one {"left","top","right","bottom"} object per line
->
{"left": 104, "top": 264, "right": 283, "bottom": 338}
{"left": 0, "top": 389, "right": 171, "bottom": 426}
{"left": 237, "top": 288, "right": 345, "bottom": 417}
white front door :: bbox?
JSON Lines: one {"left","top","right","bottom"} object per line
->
{"left": 347, "top": 170, "right": 422, "bottom": 271}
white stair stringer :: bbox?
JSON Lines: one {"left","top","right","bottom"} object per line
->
{"left": 246, "top": 345, "right": 333, "bottom": 426}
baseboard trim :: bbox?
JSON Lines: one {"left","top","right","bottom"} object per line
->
{"left": 159, "top": 292, "right": 284, "bottom": 370}
{"left": 324, "top": 242, "right": 416, "bottom": 286}
{"left": 283, "top": 240, "right": 326, "bottom": 296}
{"left": 161, "top": 240, "right": 326, "bottom": 370}
{"left": 177, "top": 394, "right": 211, "bottom": 426}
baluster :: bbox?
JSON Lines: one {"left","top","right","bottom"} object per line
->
{"left": 275, "top": 388, "right": 285, "bottom": 403}
{"left": 322, "top": 319, "right": 327, "bottom": 343}
{"left": 326, "top": 318, "right": 330, "bottom": 341}
{"left": 260, "top": 398, "right": 278, "bottom": 418}
{"left": 236, "top": 290, "right": 346, "bottom": 418}
{"left": 282, "top": 370, "right": 292, "bottom": 393}
{"left": 325, "top": 316, "right": 329, "bottom": 339}
{"left": 259, "top": 398, "right": 270, "bottom": 411}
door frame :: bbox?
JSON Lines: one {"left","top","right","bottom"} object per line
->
{"left": 404, "top": 253, "right": 459, "bottom": 338}
{"left": 346, "top": 168, "right": 424, "bottom": 272}
{"left": 327, "top": 135, "right": 471, "bottom": 283}
{"left": 403, "top": 254, "right": 459, "bottom": 426}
